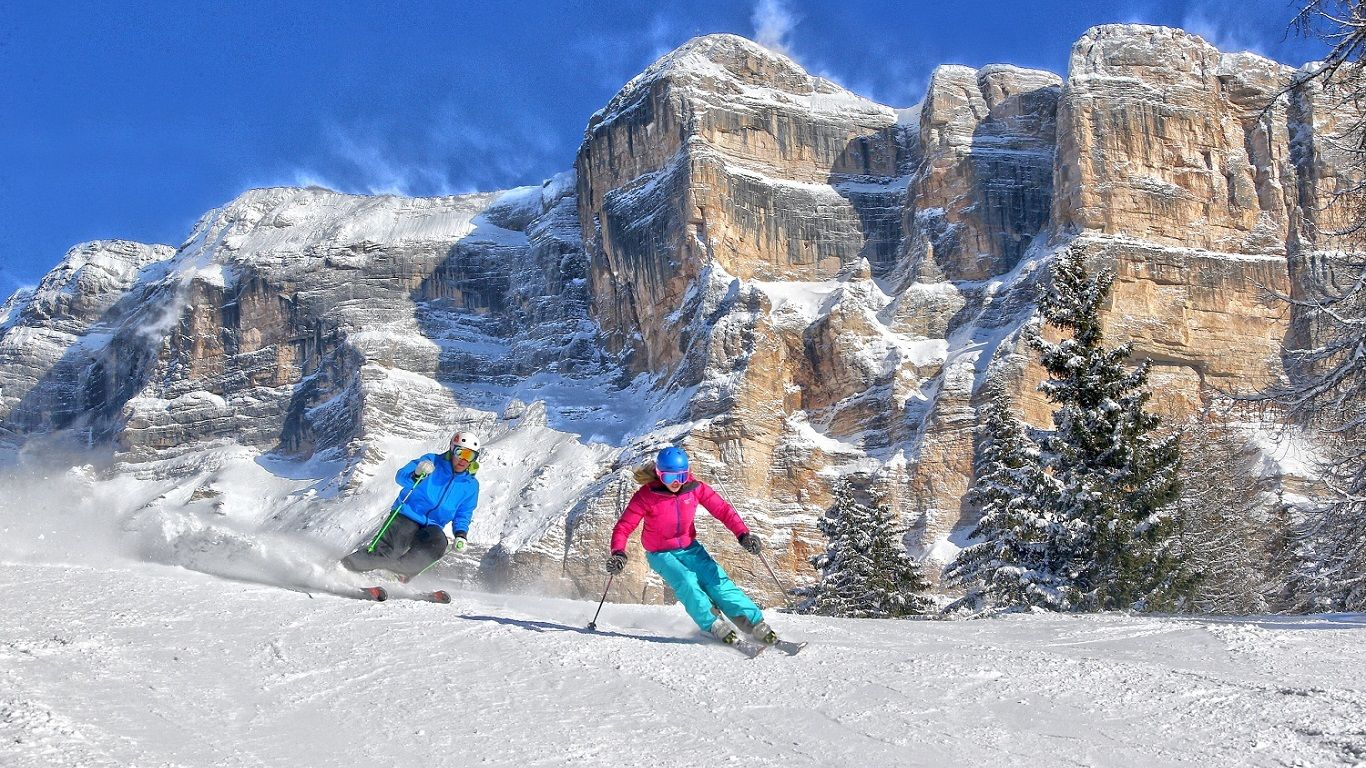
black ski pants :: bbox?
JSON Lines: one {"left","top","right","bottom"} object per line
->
{"left": 342, "top": 514, "right": 448, "bottom": 578}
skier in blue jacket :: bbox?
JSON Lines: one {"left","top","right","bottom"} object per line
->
{"left": 342, "top": 432, "right": 481, "bottom": 581}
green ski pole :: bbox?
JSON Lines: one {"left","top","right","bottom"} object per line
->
{"left": 366, "top": 471, "right": 430, "bottom": 553}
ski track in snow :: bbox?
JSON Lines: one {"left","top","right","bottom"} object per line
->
{"left": 3, "top": 562, "right": 1365, "bottom": 768}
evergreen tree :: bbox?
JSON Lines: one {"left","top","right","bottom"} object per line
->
{"left": 944, "top": 385, "right": 1069, "bottom": 612}
{"left": 1027, "top": 250, "right": 1192, "bottom": 611}
{"left": 808, "top": 481, "right": 931, "bottom": 618}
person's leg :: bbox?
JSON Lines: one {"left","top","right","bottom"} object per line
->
{"left": 645, "top": 549, "right": 726, "bottom": 632}
{"left": 392, "top": 524, "right": 449, "bottom": 579}
{"left": 342, "top": 516, "right": 419, "bottom": 573}
{"left": 677, "top": 543, "right": 764, "bottom": 627}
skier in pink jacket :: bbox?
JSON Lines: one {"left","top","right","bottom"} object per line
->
{"left": 607, "top": 446, "right": 783, "bottom": 647}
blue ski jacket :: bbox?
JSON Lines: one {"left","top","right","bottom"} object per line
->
{"left": 392, "top": 451, "right": 479, "bottom": 535}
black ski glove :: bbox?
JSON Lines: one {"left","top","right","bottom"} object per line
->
{"left": 606, "top": 551, "right": 627, "bottom": 574}
{"left": 738, "top": 533, "right": 762, "bottom": 554}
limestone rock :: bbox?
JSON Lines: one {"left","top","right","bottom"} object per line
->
{"left": 0, "top": 240, "right": 175, "bottom": 436}
{"left": 577, "top": 34, "right": 914, "bottom": 376}
{"left": 1055, "top": 25, "right": 1290, "bottom": 253}
{"left": 904, "top": 63, "right": 1062, "bottom": 283}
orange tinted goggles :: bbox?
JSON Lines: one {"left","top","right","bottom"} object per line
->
{"left": 452, "top": 447, "right": 479, "bottom": 462}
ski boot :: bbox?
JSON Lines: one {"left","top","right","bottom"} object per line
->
{"left": 709, "top": 619, "right": 740, "bottom": 645}
{"left": 708, "top": 620, "right": 765, "bottom": 658}
{"left": 731, "top": 614, "right": 779, "bottom": 645}
{"left": 749, "top": 620, "right": 779, "bottom": 645}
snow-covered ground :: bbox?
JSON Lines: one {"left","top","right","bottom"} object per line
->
{"left": 5, "top": 550, "right": 1365, "bottom": 767}
{"left": 1, "top": 436, "right": 1363, "bottom": 766}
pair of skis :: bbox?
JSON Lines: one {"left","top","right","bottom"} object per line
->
{"left": 351, "top": 566, "right": 450, "bottom": 603}
{"left": 723, "top": 635, "right": 808, "bottom": 659}
{"left": 357, "top": 585, "right": 452, "bottom": 603}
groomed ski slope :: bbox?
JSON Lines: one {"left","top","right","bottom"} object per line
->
{"left": 4, "top": 561, "right": 1364, "bottom": 768}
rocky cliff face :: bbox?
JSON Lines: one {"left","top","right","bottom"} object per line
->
{"left": 0, "top": 240, "right": 176, "bottom": 437}
{"left": 576, "top": 35, "right": 914, "bottom": 371}
{"left": 905, "top": 63, "right": 1062, "bottom": 283}
{"left": 1, "top": 26, "right": 1360, "bottom": 607}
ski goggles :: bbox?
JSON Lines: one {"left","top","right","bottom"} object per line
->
{"left": 452, "top": 447, "right": 480, "bottom": 462}
{"left": 658, "top": 469, "right": 688, "bottom": 485}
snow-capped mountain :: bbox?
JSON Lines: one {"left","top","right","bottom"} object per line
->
{"left": 1, "top": 27, "right": 1360, "bottom": 605}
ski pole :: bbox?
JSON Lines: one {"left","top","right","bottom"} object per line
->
{"left": 587, "top": 573, "right": 614, "bottom": 631}
{"left": 756, "top": 551, "right": 796, "bottom": 612}
{"left": 366, "top": 473, "right": 428, "bottom": 553}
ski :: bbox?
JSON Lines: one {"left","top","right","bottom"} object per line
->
{"left": 770, "top": 639, "right": 807, "bottom": 656}
{"left": 358, "top": 586, "right": 451, "bottom": 604}
{"left": 719, "top": 636, "right": 767, "bottom": 659}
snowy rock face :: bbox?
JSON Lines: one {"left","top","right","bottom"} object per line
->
{"left": 570, "top": 26, "right": 1361, "bottom": 588}
{"left": 0, "top": 240, "right": 176, "bottom": 435}
{"left": 104, "top": 188, "right": 525, "bottom": 459}
{"left": 2, "top": 26, "right": 1362, "bottom": 604}
{"left": 905, "top": 63, "right": 1062, "bottom": 283}
{"left": 576, "top": 34, "right": 914, "bottom": 373}
{"left": 1056, "top": 26, "right": 1292, "bottom": 252}
{"left": 0, "top": 184, "right": 611, "bottom": 510}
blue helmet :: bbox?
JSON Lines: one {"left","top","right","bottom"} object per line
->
{"left": 656, "top": 446, "right": 689, "bottom": 473}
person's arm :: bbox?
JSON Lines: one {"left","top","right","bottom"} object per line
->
{"left": 697, "top": 482, "right": 749, "bottom": 539}
{"left": 449, "top": 482, "right": 479, "bottom": 540}
{"left": 394, "top": 455, "right": 432, "bottom": 489}
{"left": 610, "top": 494, "right": 647, "bottom": 554}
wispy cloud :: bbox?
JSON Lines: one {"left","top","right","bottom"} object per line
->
{"left": 0, "top": 267, "right": 30, "bottom": 297}
{"left": 313, "top": 123, "right": 452, "bottom": 196}
{"left": 744, "top": 1, "right": 929, "bottom": 107}
{"left": 751, "top": 0, "right": 799, "bottom": 56}
{"left": 1114, "top": 0, "right": 1162, "bottom": 25}
{"left": 571, "top": 12, "right": 686, "bottom": 93}
{"left": 809, "top": 50, "right": 936, "bottom": 108}
{"left": 1181, "top": 5, "right": 1271, "bottom": 56}
{"left": 248, "top": 105, "right": 569, "bottom": 199}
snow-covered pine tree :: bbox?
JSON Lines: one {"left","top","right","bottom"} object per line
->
{"left": 1028, "top": 249, "right": 1193, "bottom": 612}
{"left": 944, "top": 384, "right": 1069, "bottom": 612}
{"left": 808, "top": 481, "right": 931, "bottom": 618}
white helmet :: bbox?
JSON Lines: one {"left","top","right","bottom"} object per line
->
{"left": 450, "top": 432, "right": 481, "bottom": 453}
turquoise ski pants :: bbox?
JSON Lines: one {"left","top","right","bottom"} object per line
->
{"left": 646, "top": 542, "right": 763, "bottom": 631}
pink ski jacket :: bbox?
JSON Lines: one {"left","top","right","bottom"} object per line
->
{"left": 610, "top": 470, "right": 750, "bottom": 554}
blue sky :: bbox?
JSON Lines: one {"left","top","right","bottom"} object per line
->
{"left": 0, "top": 0, "right": 1329, "bottom": 293}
